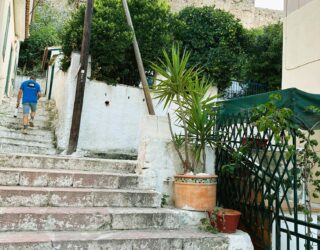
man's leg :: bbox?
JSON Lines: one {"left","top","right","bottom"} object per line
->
{"left": 22, "top": 104, "right": 30, "bottom": 133}
{"left": 29, "top": 103, "right": 37, "bottom": 127}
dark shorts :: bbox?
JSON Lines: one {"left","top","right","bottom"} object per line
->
{"left": 23, "top": 103, "right": 37, "bottom": 115}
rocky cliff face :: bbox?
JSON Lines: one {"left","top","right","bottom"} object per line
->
{"left": 45, "top": 0, "right": 282, "bottom": 29}
{"left": 169, "top": 0, "right": 282, "bottom": 28}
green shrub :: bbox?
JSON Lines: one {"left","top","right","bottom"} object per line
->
{"left": 172, "top": 6, "right": 248, "bottom": 91}
{"left": 61, "top": 0, "right": 172, "bottom": 86}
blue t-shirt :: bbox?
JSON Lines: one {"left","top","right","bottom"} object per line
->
{"left": 20, "top": 80, "right": 41, "bottom": 103}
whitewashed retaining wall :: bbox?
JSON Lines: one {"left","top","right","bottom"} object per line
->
{"left": 51, "top": 52, "right": 218, "bottom": 157}
{"left": 51, "top": 53, "right": 79, "bottom": 150}
{"left": 77, "top": 80, "right": 148, "bottom": 154}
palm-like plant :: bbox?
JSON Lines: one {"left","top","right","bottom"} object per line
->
{"left": 152, "top": 44, "right": 218, "bottom": 173}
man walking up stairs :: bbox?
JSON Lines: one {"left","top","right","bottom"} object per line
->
{"left": 16, "top": 76, "right": 42, "bottom": 134}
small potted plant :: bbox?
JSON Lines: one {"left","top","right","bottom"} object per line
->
{"left": 201, "top": 207, "right": 241, "bottom": 233}
{"left": 151, "top": 44, "right": 218, "bottom": 211}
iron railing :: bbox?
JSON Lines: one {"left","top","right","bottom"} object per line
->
{"left": 215, "top": 112, "right": 320, "bottom": 249}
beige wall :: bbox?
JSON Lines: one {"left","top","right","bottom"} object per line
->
{"left": 0, "top": 0, "right": 17, "bottom": 102}
{"left": 284, "top": 0, "right": 314, "bottom": 16}
{"left": 282, "top": 0, "right": 320, "bottom": 204}
{"left": 282, "top": 0, "right": 320, "bottom": 94}
{"left": 0, "top": 0, "right": 33, "bottom": 103}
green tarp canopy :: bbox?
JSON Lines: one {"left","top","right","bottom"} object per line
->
{"left": 218, "top": 88, "right": 320, "bottom": 130}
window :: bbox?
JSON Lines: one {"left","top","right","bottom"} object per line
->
{"left": 2, "top": 5, "right": 11, "bottom": 60}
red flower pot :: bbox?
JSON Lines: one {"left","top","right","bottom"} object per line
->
{"left": 210, "top": 209, "right": 241, "bottom": 233}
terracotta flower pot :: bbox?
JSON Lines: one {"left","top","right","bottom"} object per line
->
{"left": 212, "top": 209, "right": 241, "bottom": 233}
{"left": 174, "top": 175, "right": 217, "bottom": 211}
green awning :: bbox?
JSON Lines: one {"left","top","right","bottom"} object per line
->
{"left": 218, "top": 88, "right": 320, "bottom": 130}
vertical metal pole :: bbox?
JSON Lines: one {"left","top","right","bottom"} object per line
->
{"left": 68, "top": 0, "right": 94, "bottom": 154}
{"left": 48, "top": 64, "right": 55, "bottom": 100}
{"left": 121, "top": 0, "right": 155, "bottom": 115}
{"left": 293, "top": 134, "right": 299, "bottom": 250}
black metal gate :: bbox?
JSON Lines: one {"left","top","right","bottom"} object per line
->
{"left": 215, "top": 112, "right": 320, "bottom": 249}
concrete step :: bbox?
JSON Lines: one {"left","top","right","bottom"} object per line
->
{"left": 0, "top": 144, "right": 57, "bottom": 155}
{"left": 0, "top": 105, "right": 51, "bottom": 116}
{"left": 0, "top": 229, "right": 229, "bottom": 250}
{"left": 0, "top": 125, "right": 54, "bottom": 137}
{"left": 0, "top": 129, "right": 54, "bottom": 144}
{"left": 0, "top": 168, "right": 139, "bottom": 189}
{"left": 1, "top": 114, "right": 51, "bottom": 122}
{"left": 0, "top": 117, "right": 51, "bottom": 130}
{"left": 0, "top": 137, "right": 55, "bottom": 149}
{"left": 0, "top": 186, "right": 161, "bottom": 207}
{"left": 0, "top": 207, "right": 180, "bottom": 231}
{"left": 0, "top": 153, "right": 137, "bottom": 173}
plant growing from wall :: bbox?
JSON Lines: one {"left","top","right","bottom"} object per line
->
{"left": 151, "top": 44, "right": 218, "bottom": 174}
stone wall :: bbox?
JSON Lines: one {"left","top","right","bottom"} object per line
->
{"left": 46, "top": 0, "right": 282, "bottom": 28}
{"left": 169, "top": 0, "right": 283, "bottom": 28}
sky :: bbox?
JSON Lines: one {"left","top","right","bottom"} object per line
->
{"left": 255, "top": 0, "right": 284, "bottom": 10}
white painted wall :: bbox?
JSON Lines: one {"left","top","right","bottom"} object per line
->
{"left": 51, "top": 53, "right": 78, "bottom": 149}
{"left": 78, "top": 80, "right": 148, "bottom": 154}
{"left": 51, "top": 52, "right": 218, "bottom": 158}
{"left": 282, "top": 0, "right": 320, "bottom": 94}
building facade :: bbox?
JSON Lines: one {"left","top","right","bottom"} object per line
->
{"left": 282, "top": 0, "right": 320, "bottom": 93}
{"left": 0, "top": 0, "right": 34, "bottom": 103}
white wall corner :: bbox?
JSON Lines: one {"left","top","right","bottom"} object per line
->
{"left": 137, "top": 115, "right": 184, "bottom": 203}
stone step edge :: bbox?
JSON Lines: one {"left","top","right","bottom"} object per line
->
{"left": 0, "top": 139, "right": 56, "bottom": 149}
{"left": 0, "top": 207, "right": 181, "bottom": 232}
{"left": 0, "top": 152, "right": 137, "bottom": 165}
{"left": 0, "top": 186, "right": 156, "bottom": 194}
{"left": 0, "top": 126, "right": 54, "bottom": 136}
{"left": 0, "top": 207, "right": 178, "bottom": 214}
{"left": 0, "top": 228, "right": 229, "bottom": 243}
{"left": 0, "top": 167, "right": 140, "bottom": 189}
{"left": 0, "top": 135, "right": 54, "bottom": 145}
{"left": 0, "top": 167, "right": 138, "bottom": 177}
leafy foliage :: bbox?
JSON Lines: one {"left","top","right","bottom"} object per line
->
{"left": 172, "top": 6, "right": 248, "bottom": 91}
{"left": 152, "top": 45, "right": 218, "bottom": 173}
{"left": 199, "top": 207, "right": 222, "bottom": 234}
{"left": 18, "top": 2, "right": 67, "bottom": 75}
{"left": 61, "top": 0, "right": 172, "bottom": 85}
{"left": 161, "top": 194, "right": 170, "bottom": 207}
{"left": 241, "top": 23, "right": 283, "bottom": 90}
{"left": 252, "top": 94, "right": 320, "bottom": 232}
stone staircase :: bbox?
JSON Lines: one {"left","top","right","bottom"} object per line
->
{"left": 0, "top": 98, "right": 248, "bottom": 249}
{"left": 0, "top": 98, "right": 56, "bottom": 155}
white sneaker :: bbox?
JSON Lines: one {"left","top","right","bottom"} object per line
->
{"left": 22, "top": 129, "right": 27, "bottom": 134}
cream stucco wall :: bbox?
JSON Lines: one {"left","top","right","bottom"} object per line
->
{"left": 0, "top": 0, "right": 33, "bottom": 104}
{"left": 282, "top": 0, "right": 320, "bottom": 205}
{"left": 282, "top": 0, "right": 320, "bottom": 94}
{"left": 0, "top": 0, "right": 18, "bottom": 103}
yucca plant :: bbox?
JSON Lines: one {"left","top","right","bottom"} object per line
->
{"left": 152, "top": 44, "right": 218, "bottom": 173}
